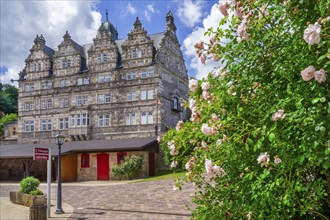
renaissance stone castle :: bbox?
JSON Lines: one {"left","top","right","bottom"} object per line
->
{"left": 0, "top": 11, "right": 188, "bottom": 181}
{"left": 17, "top": 11, "right": 188, "bottom": 144}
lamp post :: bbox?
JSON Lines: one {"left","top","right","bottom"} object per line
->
{"left": 54, "top": 133, "right": 65, "bottom": 214}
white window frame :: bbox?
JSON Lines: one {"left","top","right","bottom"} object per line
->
{"left": 98, "top": 94, "right": 104, "bottom": 104}
{"left": 105, "top": 94, "right": 111, "bottom": 103}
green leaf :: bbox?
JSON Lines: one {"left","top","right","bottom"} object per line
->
{"left": 268, "top": 133, "right": 276, "bottom": 142}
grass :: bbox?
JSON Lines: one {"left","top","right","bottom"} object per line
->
{"left": 130, "top": 170, "right": 186, "bottom": 183}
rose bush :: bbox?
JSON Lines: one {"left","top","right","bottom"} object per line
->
{"left": 161, "top": 1, "right": 329, "bottom": 219}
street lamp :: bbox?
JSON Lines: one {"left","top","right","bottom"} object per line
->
{"left": 54, "top": 133, "right": 65, "bottom": 214}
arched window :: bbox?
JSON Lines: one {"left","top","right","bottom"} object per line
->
{"left": 173, "top": 97, "right": 179, "bottom": 111}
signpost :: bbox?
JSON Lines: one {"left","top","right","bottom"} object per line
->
{"left": 33, "top": 147, "right": 51, "bottom": 218}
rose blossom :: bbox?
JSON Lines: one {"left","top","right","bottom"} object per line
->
{"left": 185, "top": 157, "right": 195, "bottom": 171}
{"left": 301, "top": 66, "right": 315, "bottom": 81}
{"left": 218, "top": 3, "right": 228, "bottom": 16}
{"left": 201, "top": 123, "right": 212, "bottom": 135}
{"left": 272, "top": 109, "right": 286, "bottom": 121}
{"left": 237, "top": 21, "right": 249, "bottom": 40}
{"left": 257, "top": 152, "right": 270, "bottom": 167}
{"left": 189, "top": 78, "right": 198, "bottom": 91}
{"left": 201, "top": 82, "right": 210, "bottom": 91}
{"left": 211, "top": 126, "right": 219, "bottom": 135}
{"left": 169, "top": 144, "right": 179, "bottom": 156}
{"left": 205, "top": 159, "right": 225, "bottom": 178}
{"left": 189, "top": 99, "right": 196, "bottom": 109}
{"left": 170, "top": 161, "right": 178, "bottom": 168}
{"left": 274, "top": 157, "right": 282, "bottom": 165}
{"left": 314, "top": 69, "right": 327, "bottom": 83}
{"left": 200, "top": 55, "right": 206, "bottom": 64}
{"left": 202, "top": 90, "right": 209, "bottom": 100}
{"left": 175, "top": 120, "right": 184, "bottom": 131}
{"left": 303, "top": 22, "right": 321, "bottom": 45}
{"left": 234, "top": 8, "right": 244, "bottom": 19}
{"left": 194, "top": 41, "right": 204, "bottom": 49}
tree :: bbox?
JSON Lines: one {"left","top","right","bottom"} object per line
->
{"left": 0, "top": 83, "right": 18, "bottom": 114}
{"left": 161, "top": 1, "right": 329, "bottom": 219}
{"left": 0, "top": 113, "right": 18, "bottom": 138}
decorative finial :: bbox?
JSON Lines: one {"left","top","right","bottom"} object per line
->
{"left": 134, "top": 17, "right": 142, "bottom": 29}
{"left": 106, "top": 9, "right": 108, "bottom": 21}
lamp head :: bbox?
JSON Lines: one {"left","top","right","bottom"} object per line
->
{"left": 55, "top": 133, "right": 65, "bottom": 145}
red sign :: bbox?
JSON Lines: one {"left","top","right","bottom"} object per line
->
{"left": 34, "top": 148, "right": 49, "bottom": 154}
{"left": 34, "top": 147, "right": 49, "bottom": 160}
{"left": 34, "top": 155, "right": 49, "bottom": 160}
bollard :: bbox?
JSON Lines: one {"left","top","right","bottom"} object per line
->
{"left": 29, "top": 204, "right": 47, "bottom": 220}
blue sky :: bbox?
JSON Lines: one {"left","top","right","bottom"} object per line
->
{"left": 0, "top": 0, "right": 224, "bottom": 85}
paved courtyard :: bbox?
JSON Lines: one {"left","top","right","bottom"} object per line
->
{"left": 0, "top": 179, "right": 195, "bottom": 219}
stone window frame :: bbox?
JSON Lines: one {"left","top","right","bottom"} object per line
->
{"left": 23, "top": 120, "right": 34, "bottom": 132}
{"left": 40, "top": 119, "right": 52, "bottom": 131}
{"left": 23, "top": 101, "right": 34, "bottom": 111}
{"left": 125, "top": 113, "right": 136, "bottom": 126}
{"left": 58, "top": 117, "right": 69, "bottom": 130}
{"left": 126, "top": 91, "right": 136, "bottom": 102}
{"left": 81, "top": 153, "right": 90, "bottom": 168}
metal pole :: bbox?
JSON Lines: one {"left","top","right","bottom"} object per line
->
{"left": 47, "top": 148, "right": 51, "bottom": 218}
{"left": 55, "top": 143, "right": 64, "bottom": 214}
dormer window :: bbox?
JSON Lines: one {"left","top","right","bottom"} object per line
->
{"left": 67, "top": 59, "right": 71, "bottom": 67}
{"left": 38, "top": 63, "right": 42, "bottom": 71}
{"left": 97, "top": 54, "right": 102, "bottom": 63}
{"left": 62, "top": 60, "right": 67, "bottom": 68}
{"left": 34, "top": 63, "right": 37, "bottom": 72}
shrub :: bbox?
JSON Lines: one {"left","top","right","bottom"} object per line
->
{"left": 161, "top": 1, "right": 329, "bottom": 219}
{"left": 29, "top": 189, "right": 43, "bottom": 196}
{"left": 111, "top": 165, "right": 124, "bottom": 180}
{"left": 111, "top": 155, "right": 143, "bottom": 180}
{"left": 19, "top": 176, "right": 41, "bottom": 194}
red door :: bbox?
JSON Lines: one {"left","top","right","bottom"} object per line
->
{"left": 148, "top": 152, "right": 155, "bottom": 176}
{"left": 97, "top": 153, "right": 109, "bottom": 180}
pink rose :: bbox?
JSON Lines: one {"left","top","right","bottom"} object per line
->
{"left": 218, "top": 3, "right": 228, "bottom": 16}
{"left": 257, "top": 152, "right": 270, "bottom": 167}
{"left": 274, "top": 157, "right": 282, "bottom": 165}
{"left": 201, "top": 82, "right": 210, "bottom": 91}
{"left": 189, "top": 79, "right": 198, "bottom": 91}
{"left": 272, "top": 109, "right": 286, "bottom": 121}
{"left": 301, "top": 66, "right": 315, "bottom": 81}
{"left": 201, "top": 123, "right": 212, "bottom": 135}
{"left": 314, "top": 69, "right": 327, "bottom": 83}
{"left": 303, "top": 22, "right": 321, "bottom": 45}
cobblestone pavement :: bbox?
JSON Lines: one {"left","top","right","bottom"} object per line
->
{"left": 0, "top": 179, "right": 195, "bottom": 220}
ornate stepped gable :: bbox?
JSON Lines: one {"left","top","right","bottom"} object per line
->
{"left": 121, "top": 17, "right": 155, "bottom": 69}
{"left": 53, "top": 31, "right": 87, "bottom": 77}
{"left": 23, "top": 35, "right": 55, "bottom": 80}
{"left": 87, "top": 22, "right": 119, "bottom": 73}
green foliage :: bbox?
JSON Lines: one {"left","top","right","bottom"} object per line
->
{"left": 29, "top": 189, "right": 43, "bottom": 196}
{"left": 111, "top": 155, "right": 144, "bottom": 180}
{"left": 0, "top": 113, "right": 17, "bottom": 135}
{"left": 19, "top": 177, "right": 41, "bottom": 194}
{"left": 0, "top": 83, "right": 18, "bottom": 114}
{"left": 161, "top": 1, "right": 329, "bottom": 219}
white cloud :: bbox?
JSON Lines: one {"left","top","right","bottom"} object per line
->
{"left": 144, "top": 4, "right": 159, "bottom": 22}
{"left": 177, "top": 0, "right": 204, "bottom": 28}
{"left": 0, "top": 1, "right": 101, "bottom": 85}
{"left": 183, "top": 1, "right": 225, "bottom": 79}
{"left": 127, "top": 2, "right": 137, "bottom": 15}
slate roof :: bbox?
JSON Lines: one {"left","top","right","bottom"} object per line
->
{"left": 0, "top": 137, "right": 158, "bottom": 159}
